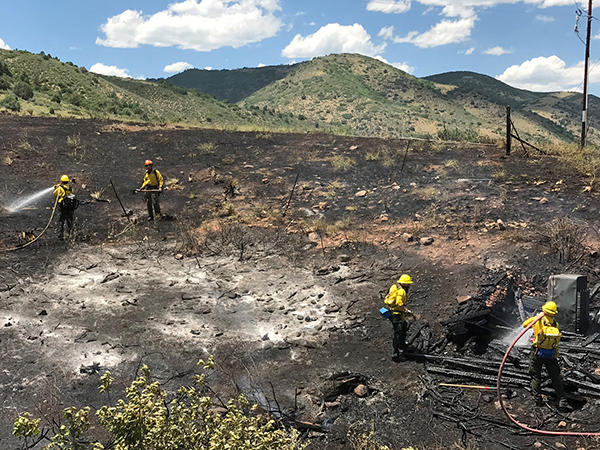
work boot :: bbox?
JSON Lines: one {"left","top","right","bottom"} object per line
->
{"left": 558, "top": 398, "right": 572, "bottom": 412}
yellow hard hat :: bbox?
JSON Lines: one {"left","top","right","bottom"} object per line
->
{"left": 60, "top": 175, "right": 70, "bottom": 183}
{"left": 542, "top": 301, "right": 558, "bottom": 316}
{"left": 398, "top": 274, "right": 413, "bottom": 285}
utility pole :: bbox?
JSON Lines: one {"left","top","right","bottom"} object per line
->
{"left": 581, "top": 0, "right": 593, "bottom": 148}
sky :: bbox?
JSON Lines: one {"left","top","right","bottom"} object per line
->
{"left": 1, "top": 0, "right": 600, "bottom": 94}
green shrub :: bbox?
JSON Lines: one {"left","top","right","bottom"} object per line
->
{"left": 0, "top": 75, "right": 10, "bottom": 90}
{"left": 13, "top": 81, "right": 33, "bottom": 100}
{"left": 50, "top": 90, "right": 62, "bottom": 104}
{"left": 13, "top": 359, "right": 305, "bottom": 449}
{"left": 0, "top": 92, "right": 20, "bottom": 111}
{"left": 0, "top": 60, "right": 11, "bottom": 76}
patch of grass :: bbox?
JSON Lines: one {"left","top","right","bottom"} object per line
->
{"left": 549, "top": 142, "right": 600, "bottom": 190}
{"left": 197, "top": 142, "right": 216, "bottom": 153}
{"left": 412, "top": 186, "right": 441, "bottom": 200}
{"left": 328, "top": 155, "right": 356, "bottom": 172}
{"left": 492, "top": 169, "right": 506, "bottom": 179}
{"left": 444, "top": 159, "right": 460, "bottom": 170}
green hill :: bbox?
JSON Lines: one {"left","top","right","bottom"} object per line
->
{"left": 0, "top": 49, "right": 310, "bottom": 131}
{"left": 163, "top": 64, "right": 298, "bottom": 103}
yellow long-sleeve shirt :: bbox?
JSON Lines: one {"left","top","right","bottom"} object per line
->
{"left": 53, "top": 183, "right": 72, "bottom": 204}
{"left": 384, "top": 283, "right": 408, "bottom": 316}
{"left": 141, "top": 169, "right": 163, "bottom": 189}
{"left": 523, "top": 315, "right": 561, "bottom": 354}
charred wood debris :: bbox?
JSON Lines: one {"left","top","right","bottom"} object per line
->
{"left": 395, "top": 270, "right": 600, "bottom": 447}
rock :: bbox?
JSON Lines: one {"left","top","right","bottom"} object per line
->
{"left": 533, "top": 442, "right": 542, "bottom": 449}
{"left": 174, "top": 253, "right": 184, "bottom": 260}
{"left": 338, "top": 254, "right": 351, "bottom": 263}
{"left": 261, "top": 334, "right": 270, "bottom": 341}
{"left": 590, "top": 250, "right": 599, "bottom": 258}
{"left": 325, "top": 401, "right": 341, "bottom": 408}
{"left": 558, "top": 420, "right": 567, "bottom": 428}
{"left": 355, "top": 190, "right": 367, "bottom": 197}
{"left": 419, "top": 237, "right": 434, "bottom": 246}
{"left": 325, "top": 304, "right": 341, "bottom": 313}
{"left": 190, "top": 329, "right": 201, "bottom": 335}
{"left": 496, "top": 219, "right": 506, "bottom": 230}
{"left": 402, "top": 233, "right": 414, "bottom": 242}
{"left": 539, "top": 197, "right": 549, "bottom": 204}
{"left": 475, "top": 197, "right": 486, "bottom": 201}
{"left": 349, "top": 145, "right": 358, "bottom": 150}
{"left": 378, "top": 214, "right": 389, "bottom": 222}
{"left": 209, "top": 406, "right": 228, "bottom": 416}
{"left": 354, "top": 384, "right": 369, "bottom": 397}
{"left": 38, "top": 310, "right": 48, "bottom": 316}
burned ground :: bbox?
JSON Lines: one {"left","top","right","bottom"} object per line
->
{"left": 1, "top": 116, "right": 600, "bottom": 449}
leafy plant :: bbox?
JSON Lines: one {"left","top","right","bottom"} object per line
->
{"left": 12, "top": 80, "right": 33, "bottom": 100}
{"left": 0, "top": 92, "right": 20, "bottom": 111}
{"left": 13, "top": 360, "right": 305, "bottom": 450}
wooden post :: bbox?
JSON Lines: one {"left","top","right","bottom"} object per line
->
{"left": 506, "top": 106, "right": 511, "bottom": 156}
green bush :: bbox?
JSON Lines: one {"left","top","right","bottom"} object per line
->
{"left": 0, "top": 60, "right": 11, "bottom": 76}
{"left": 50, "top": 90, "right": 62, "bottom": 104}
{"left": 13, "top": 81, "right": 33, "bottom": 100}
{"left": 0, "top": 92, "right": 20, "bottom": 111}
{"left": 13, "top": 359, "right": 305, "bottom": 449}
{"left": 0, "top": 75, "right": 10, "bottom": 90}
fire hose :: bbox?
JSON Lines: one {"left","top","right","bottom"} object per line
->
{"left": 0, "top": 194, "right": 59, "bottom": 252}
{"left": 497, "top": 312, "right": 600, "bottom": 436}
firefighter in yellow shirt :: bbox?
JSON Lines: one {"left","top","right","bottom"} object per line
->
{"left": 523, "top": 301, "right": 569, "bottom": 410}
{"left": 138, "top": 159, "right": 164, "bottom": 221}
{"left": 53, "top": 174, "right": 78, "bottom": 240}
{"left": 384, "top": 274, "right": 414, "bottom": 362}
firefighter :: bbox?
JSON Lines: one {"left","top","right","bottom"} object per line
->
{"left": 523, "top": 301, "right": 570, "bottom": 410}
{"left": 138, "top": 159, "right": 164, "bottom": 221}
{"left": 53, "top": 175, "right": 78, "bottom": 240}
{"left": 384, "top": 274, "right": 414, "bottom": 362}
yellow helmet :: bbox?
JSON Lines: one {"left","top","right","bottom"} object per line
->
{"left": 60, "top": 175, "right": 70, "bottom": 183}
{"left": 542, "top": 301, "right": 558, "bottom": 316}
{"left": 398, "top": 274, "right": 413, "bottom": 285}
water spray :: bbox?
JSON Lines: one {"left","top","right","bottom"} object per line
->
{"left": 3, "top": 186, "right": 54, "bottom": 214}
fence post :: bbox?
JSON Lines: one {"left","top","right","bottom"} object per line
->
{"left": 506, "top": 106, "right": 511, "bottom": 156}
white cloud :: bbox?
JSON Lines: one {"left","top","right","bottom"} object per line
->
{"left": 464, "top": 47, "right": 475, "bottom": 55}
{"left": 378, "top": 25, "right": 395, "bottom": 40}
{"left": 163, "top": 61, "right": 194, "bottom": 73}
{"left": 257, "top": 63, "right": 267, "bottom": 67}
{"left": 0, "top": 38, "right": 10, "bottom": 50}
{"left": 89, "top": 63, "right": 131, "bottom": 78}
{"left": 282, "top": 23, "right": 386, "bottom": 58}
{"left": 497, "top": 55, "right": 600, "bottom": 91}
{"left": 535, "top": 14, "right": 554, "bottom": 22}
{"left": 97, "top": 0, "right": 282, "bottom": 51}
{"left": 484, "top": 46, "right": 512, "bottom": 55}
{"left": 393, "top": 15, "right": 476, "bottom": 48}
{"left": 204, "top": 66, "right": 213, "bottom": 70}
{"left": 374, "top": 55, "right": 415, "bottom": 73}
{"left": 367, "top": 0, "right": 411, "bottom": 14}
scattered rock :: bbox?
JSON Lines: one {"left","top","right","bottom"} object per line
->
{"left": 325, "top": 304, "right": 341, "bottom": 313}
{"left": 101, "top": 272, "right": 119, "bottom": 284}
{"left": 533, "top": 442, "right": 542, "bottom": 449}
{"left": 539, "top": 197, "right": 549, "bottom": 204}
{"left": 174, "top": 253, "right": 184, "bottom": 260}
{"left": 190, "top": 329, "right": 201, "bottom": 335}
{"left": 558, "top": 420, "right": 567, "bottom": 428}
{"left": 349, "top": 145, "right": 358, "bottom": 150}
{"left": 325, "top": 401, "right": 341, "bottom": 408}
{"left": 402, "top": 233, "right": 414, "bottom": 242}
{"left": 496, "top": 219, "right": 506, "bottom": 230}
{"left": 354, "top": 384, "right": 369, "bottom": 397}
{"left": 419, "top": 237, "right": 434, "bottom": 246}
{"left": 338, "top": 254, "right": 351, "bottom": 263}
{"left": 355, "top": 190, "right": 367, "bottom": 198}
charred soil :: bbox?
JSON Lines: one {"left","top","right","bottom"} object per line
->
{"left": 1, "top": 116, "right": 600, "bottom": 449}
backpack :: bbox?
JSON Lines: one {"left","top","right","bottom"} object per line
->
{"left": 536, "top": 322, "right": 561, "bottom": 358}
{"left": 63, "top": 194, "right": 80, "bottom": 210}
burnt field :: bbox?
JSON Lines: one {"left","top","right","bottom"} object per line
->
{"left": 2, "top": 115, "right": 600, "bottom": 449}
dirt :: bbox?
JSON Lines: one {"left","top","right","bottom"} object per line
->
{"left": 1, "top": 115, "right": 600, "bottom": 449}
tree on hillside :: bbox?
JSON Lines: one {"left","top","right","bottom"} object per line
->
{"left": 0, "top": 93, "right": 20, "bottom": 111}
{"left": 13, "top": 81, "right": 33, "bottom": 100}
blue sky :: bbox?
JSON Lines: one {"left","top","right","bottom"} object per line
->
{"left": 0, "top": 0, "right": 599, "bottom": 94}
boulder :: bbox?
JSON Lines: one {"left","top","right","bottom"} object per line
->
{"left": 355, "top": 190, "right": 367, "bottom": 197}
{"left": 402, "top": 233, "right": 414, "bottom": 242}
{"left": 420, "top": 237, "right": 434, "bottom": 246}
{"left": 354, "top": 384, "right": 369, "bottom": 397}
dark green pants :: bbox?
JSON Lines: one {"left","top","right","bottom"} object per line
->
{"left": 529, "top": 348, "right": 565, "bottom": 399}
{"left": 390, "top": 314, "right": 408, "bottom": 358}
{"left": 57, "top": 206, "right": 74, "bottom": 240}
{"left": 145, "top": 191, "right": 161, "bottom": 219}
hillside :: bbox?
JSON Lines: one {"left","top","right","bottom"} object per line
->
{"left": 166, "top": 53, "right": 595, "bottom": 145}
{"left": 0, "top": 49, "right": 310, "bottom": 131}
{"left": 164, "top": 64, "right": 298, "bottom": 103}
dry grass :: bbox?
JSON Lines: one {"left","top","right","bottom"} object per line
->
{"left": 549, "top": 142, "right": 600, "bottom": 190}
{"left": 197, "top": 142, "right": 216, "bottom": 153}
{"left": 328, "top": 155, "right": 356, "bottom": 172}
{"left": 412, "top": 186, "right": 441, "bottom": 200}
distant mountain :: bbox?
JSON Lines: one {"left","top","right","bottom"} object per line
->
{"left": 0, "top": 49, "right": 310, "bottom": 132}
{"left": 164, "top": 64, "right": 299, "bottom": 103}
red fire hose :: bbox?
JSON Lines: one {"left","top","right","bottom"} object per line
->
{"left": 497, "top": 312, "right": 600, "bottom": 436}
